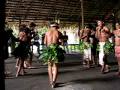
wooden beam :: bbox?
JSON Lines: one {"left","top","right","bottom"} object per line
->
{"left": 80, "top": 0, "right": 84, "bottom": 29}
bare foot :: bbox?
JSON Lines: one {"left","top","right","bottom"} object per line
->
{"left": 104, "top": 69, "right": 109, "bottom": 73}
{"left": 51, "top": 82, "right": 56, "bottom": 88}
{"left": 15, "top": 66, "right": 18, "bottom": 68}
{"left": 16, "top": 73, "right": 24, "bottom": 77}
{"left": 15, "top": 73, "right": 19, "bottom": 77}
{"left": 28, "top": 66, "right": 36, "bottom": 69}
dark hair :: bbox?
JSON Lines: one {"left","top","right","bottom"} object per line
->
{"left": 30, "top": 22, "right": 36, "bottom": 27}
{"left": 96, "top": 20, "right": 104, "bottom": 23}
{"left": 19, "top": 24, "right": 27, "bottom": 32}
{"left": 5, "top": 22, "right": 8, "bottom": 25}
{"left": 85, "top": 24, "right": 93, "bottom": 29}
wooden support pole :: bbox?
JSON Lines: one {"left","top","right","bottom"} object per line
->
{"left": 80, "top": 0, "right": 84, "bottom": 29}
{"left": 0, "top": 0, "right": 6, "bottom": 89}
{"left": 19, "top": 18, "right": 21, "bottom": 29}
{"left": 78, "top": 0, "right": 84, "bottom": 43}
{"left": 112, "top": 13, "right": 116, "bottom": 30}
{"left": 78, "top": 21, "right": 81, "bottom": 37}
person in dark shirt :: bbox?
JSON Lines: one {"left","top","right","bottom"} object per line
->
{"left": 4, "top": 22, "right": 18, "bottom": 77}
{"left": 33, "top": 31, "right": 40, "bottom": 56}
{"left": 26, "top": 22, "right": 36, "bottom": 68}
{"left": 62, "top": 31, "right": 69, "bottom": 53}
{"left": 41, "top": 33, "right": 45, "bottom": 48}
{"left": 5, "top": 22, "right": 18, "bottom": 57}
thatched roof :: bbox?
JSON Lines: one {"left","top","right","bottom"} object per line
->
{"left": 5, "top": 0, "right": 120, "bottom": 23}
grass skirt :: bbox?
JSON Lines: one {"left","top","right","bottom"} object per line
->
{"left": 79, "top": 41, "right": 92, "bottom": 53}
{"left": 39, "top": 44, "right": 65, "bottom": 64}
{"left": 12, "top": 42, "right": 29, "bottom": 59}
{"left": 97, "top": 41, "right": 114, "bottom": 54}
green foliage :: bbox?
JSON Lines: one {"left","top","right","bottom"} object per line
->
{"left": 104, "top": 41, "right": 114, "bottom": 54}
{"left": 39, "top": 44, "right": 65, "bottom": 64}
{"left": 97, "top": 41, "right": 114, "bottom": 54}
{"left": 79, "top": 41, "right": 92, "bottom": 53}
{"left": 38, "top": 27, "right": 48, "bottom": 36}
{"left": 79, "top": 41, "right": 85, "bottom": 53}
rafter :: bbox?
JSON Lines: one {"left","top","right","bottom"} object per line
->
{"left": 5, "top": 0, "right": 120, "bottom": 22}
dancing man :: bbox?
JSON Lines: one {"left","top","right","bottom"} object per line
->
{"left": 95, "top": 20, "right": 110, "bottom": 73}
{"left": 80, "top": 25, "right": 92, "bottom": 68}
{"left": 44, "top": 22, "right": 63, "bottom": 88}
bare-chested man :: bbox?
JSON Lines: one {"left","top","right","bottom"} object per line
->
{"left": 113, "top": 22, "right": 120, "bottom": 76}
{"left": 96, "top": 20, "right": 110, "bottom": 73}
{"left": 80, "top": 25, "right": 92, "bottom": 68}
{"left": 44, "top": 22, "right": 62, "bottom": 88}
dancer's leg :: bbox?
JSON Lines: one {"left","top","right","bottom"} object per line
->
{"left": 52, "top": 63, "right": 58, "bottom": 88}
{"left": 48, "top": 62, "right": 53, "bottom": 84}
{"left": 16, "top": 58, "right": 22, "bottom": 77}
{"left": 52, "top": 63, "right": 58, "bottom": 83}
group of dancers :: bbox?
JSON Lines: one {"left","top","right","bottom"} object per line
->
{"left": 36, "top": 21, "right": 120, "bottom": 88}
{"left": 79, "top": 20, "right": 120, "bottom": 76}
{"left": 6, "top": 20, "right": 120, "bottom": 88}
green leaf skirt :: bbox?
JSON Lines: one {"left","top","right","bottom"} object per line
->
{"left": 79, "top": 41, "right": 92, "bottom": 53}
{"left": 97, "top": 41, "right": 114, "bottom": 54}
{"left": 39, "top": 44, "right": 65, "bottom": 64}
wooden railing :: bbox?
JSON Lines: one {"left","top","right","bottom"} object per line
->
{"left": 67, "top": 44, "right": 80, "bottom": 53}
{"left": 8, "top": 43, "right": 80, "bottom": 55}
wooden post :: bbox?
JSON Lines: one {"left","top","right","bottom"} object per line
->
{"left": 80, "top": 0, "right": 84, "bottom": 29}
{"left": 78, "top": 0, "right": 84, "bottom": 43}
{"left": 0, "top": 0, "right": 6, "bottom": 89}
{"left": 78, "top": 21, "right": 81, "bottom": 37}
{"left": 19, "top": 18, "right": 21, "bottom": 29}
{"left": 78, "top": 20, "right": 81, "bottom": 31}
{"left": 112, "top": 13, "right": 116, "bottom": 30}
